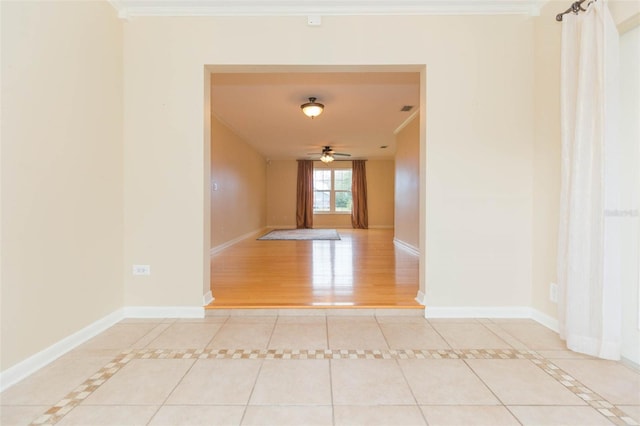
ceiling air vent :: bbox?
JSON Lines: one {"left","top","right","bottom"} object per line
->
{"left": 400, "top": 105, "right": 414, "bottom": 112}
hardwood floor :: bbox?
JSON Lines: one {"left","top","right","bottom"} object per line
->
{"left": 207, "top": 228, "right": 421, "bottom": 309}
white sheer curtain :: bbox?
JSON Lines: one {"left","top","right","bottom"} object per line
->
{"left": 558, "top": 0, "right": 620, "bottom": 360}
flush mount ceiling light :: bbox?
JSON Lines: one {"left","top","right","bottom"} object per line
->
{"left": 301, "top": 97, "right": 324, "bottom": 119}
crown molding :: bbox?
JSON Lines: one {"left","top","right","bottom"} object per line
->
{"left": 108, "top": 1, "right": 541, "bottom": 19}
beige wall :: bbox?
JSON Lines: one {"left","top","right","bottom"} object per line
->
{"left": 531, "top": 0, "right": 640, "bottom": 320}
{"left": 531, "top": 1, "right": 562, "bottom": 320}
{"left": 394, "top": 116, "right": 420, "bottom": 249}
{"left": 266, "top": 160, "right": 298, "bottom": 228}
{"left": 366, "top": 160, "right": 395, "bottom": 228}
{"left": 210, "top": 116, "right": 267, "bottom": 247}
{"left": 266, "top": 159, "right": 394, "bottom": 229}
{"left": 122, "top": 14, "right": 536, "bottom": 309}
{"left": 1, "top": 1, "right": 123, "bottom": 370}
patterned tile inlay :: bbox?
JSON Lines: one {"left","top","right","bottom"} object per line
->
{"left": 532, "top": 358, "right": 639, "bottom": 426}
{"left": 27, "top": 348, "right": 638, "bottom": 426}
{"left": 29, "top": 353, "right": 133, "bottom": 426}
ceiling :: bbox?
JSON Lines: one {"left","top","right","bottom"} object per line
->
{"left": 211, "top": 71, "right": 420, "bottom": 161}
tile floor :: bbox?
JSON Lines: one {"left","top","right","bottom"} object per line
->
{"left": 1, "top": 311, "right": 639, "bottom": 426}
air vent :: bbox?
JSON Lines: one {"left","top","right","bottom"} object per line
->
{"left": 400, "top": 105, "right": 414, "bottom": 112}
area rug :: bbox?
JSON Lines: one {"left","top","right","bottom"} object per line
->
{"left": 258, "top": 229, "right": 341, "bottom": 241}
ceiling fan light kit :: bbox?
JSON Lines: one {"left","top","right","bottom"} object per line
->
{"left": 320, "top": 152, "right": 335, "bottom": 163}
{"left": 301, "top": 97, "right": 324, "bottom": 118}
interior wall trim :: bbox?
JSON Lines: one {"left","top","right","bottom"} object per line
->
{"left": 424, "top": 306, "right": 560, "bottom": 332}
{"left": 203, "top": 290, "right": 214, "bottom": 305}
{"left": 122, "top": 306, "right": 205, "bottom": 318}
{"left": 108, "top": 0, "right": 540, "bottom": 19}
{"left": 0, "top": 309, "right": 124, "bottom": 393}
{"left": 393, "top": 237, "right": 420, "bottom": 256}
{"left": 210, "top": 228, "right": 266, "bottom": 256}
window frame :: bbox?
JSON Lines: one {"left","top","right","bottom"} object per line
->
{"left": 313, "top": 166, "right": 353, "bottom": 215}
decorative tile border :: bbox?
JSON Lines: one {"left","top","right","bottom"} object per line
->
{"left": 126, "top": 347, "right": 542, "bottom": 360}
{"left": 29, "top": 353, "right": 133, "bottom": 426}
{"left": 28, "top": 348, "right": 638, "bottom": 426}
{"left": 532, "top": 358, "right": 639, "bottom": 426}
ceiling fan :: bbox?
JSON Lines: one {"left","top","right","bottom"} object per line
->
{"left": 308, "top": 146, "right": 352, "bottom": 163}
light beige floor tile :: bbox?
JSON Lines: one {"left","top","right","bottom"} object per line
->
{"left": 334, "top": 405, "right": 427, "bottom": 426}
{"left": 374, "top": 308, "right": 424, "bottom": 317}
{"left": 399, "top": 359, "right": 499, "bottom": 405}
{"left": 131, "top": 323, "right": 173, "bottom": 348}
{"left": 375, "top": 316, "right": 430, "bottom": 324}
{"left": 268, "top": 320, "right": 328, "bottom": 349}
{"left": 82, "top": 359, "right": 193, "bottom": 405}
{"left": 119, "top": 318, "right": 166, "bottom": 324}
{"left": 552, "top": 359, "right": 640, "bottom": 405}
{"left": 224, "top": 315, "right": 277, "bottom": 324}
{"left": 326, "top": 309, "right": 376, "bottom": 316}
{"left": 56, "top": 405, "right": 158, "bottom": 426}
{"left": 166, "top": 359, "right": 262, "bottom": 405}
{"left": 241, "top": 405, "right": 333, "bottom": 426}
{"left": 491, "top": 319, "right": 539, "bottom": 324}
{"left": 327, "top": 317, "right": 388, "bottom": 349}
{"left": 379, "top": 322, "right": 450, "bottom": 349}
{"left": 0, "top": 356, "right": 114, "bottom": 405}
{"left": 481, "top": 323, "right": 530, "bottom": 350}
{"left": 278, "top": 309, "right": 327, "bottom": 316}
{"left": 175, "top": 316, "right": 229, "bottom": 323}
{"left": 228, "top": 310, "right": 280, "bottom": 318}
{"left": 496, "top": 322, "right": 566, "bottom": 350}
{"left": 250, "top": 359, "right": 331, "bottom": 405}
{"left": 617, "top": 405, "right": 640, "bottom": 423}
{"left": 275, "top": 316, "right": 327, "bottom": 324}
{"left": 466, "top": 359, "right": 586, "bottom": 405}
{"left": 148, "top": 405, "right": 245, "bottom": 426}
{"left": 0, "top": 405, "right": 48, "bottom": 426}
{"left": 427, "top": 318, "right": 481, "bottom": 324}
{"left": 331, "top": 359, "right": 415, "bottom": 405}
{"left": 430, "top": 323, "right": 511, "bottom": 349}
{"left": 537, "top": 350, "right": 596, "bottom": 359}
{"left": 74, "top": 323, "right": 160, "bottom": 351}
{"left": 146, "top": 322, "right": 223, "bottom": 348}
{"left": 421, "top": 405, "right": 520, "bottom": 426}
{"left": 508, "top": 406, "right": 615, "bottom": 425}
{"left": 207, "top": 323, "right": 275, "bottom": 349}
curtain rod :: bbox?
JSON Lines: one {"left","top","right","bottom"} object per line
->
{"left": 556, "top": 0, "right": 590, "bottom": 21}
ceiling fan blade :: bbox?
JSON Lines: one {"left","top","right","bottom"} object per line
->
{"left": 333, "top": 152, "right": 351, "bottom": 157}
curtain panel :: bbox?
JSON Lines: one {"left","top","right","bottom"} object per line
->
{"left": 557, "top": 0, "right": 620, "bottom": 360}
{"left": 351, "top": 160, "right": 368, "bottom": 229}
{"left": 296, "top": 160, "right": 314, "bottom": 229}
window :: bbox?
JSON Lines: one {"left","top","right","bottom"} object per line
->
{"left": 313, "top": 168, "right": 352, "bottom": 213}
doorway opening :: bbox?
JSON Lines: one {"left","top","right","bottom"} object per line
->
{"left": 204, "top": 65, "right": 427, "bottom": 309}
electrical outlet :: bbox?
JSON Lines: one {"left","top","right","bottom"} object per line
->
{"left": 133, "top": 265, "right": 151, "bottom": 276}
{"left": 549, "top": 282, "right": 558, "bottom": 303}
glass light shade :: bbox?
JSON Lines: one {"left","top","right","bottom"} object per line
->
{"left": 320, "top": 153, "right": 334, "bottom": 163}
{"left": 301, "top": 97, "right": 324, "bottom": 118}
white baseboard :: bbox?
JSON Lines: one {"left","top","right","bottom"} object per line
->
{"left": 0, "top": 309, "right": 124, "bottom": 393}
{"left": 123, "top": 306, "right": 205, "bottom": 318}
{"left": 530, "top": 308, "right": 559, "bottom": 332}
{"left": 210, "top": 228, "right": 266, "bottom": 256}
{"left": 424, "top": 306, "right": 560, "bottom": 333}
{"left": 203, "top": 290, "right": 214, "bottom": 305}
{"left": 393, "top": 238, "right": 420, "bottom": 256}
{"left": 415, "top": 290, "right": 427, "bottom": 305}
